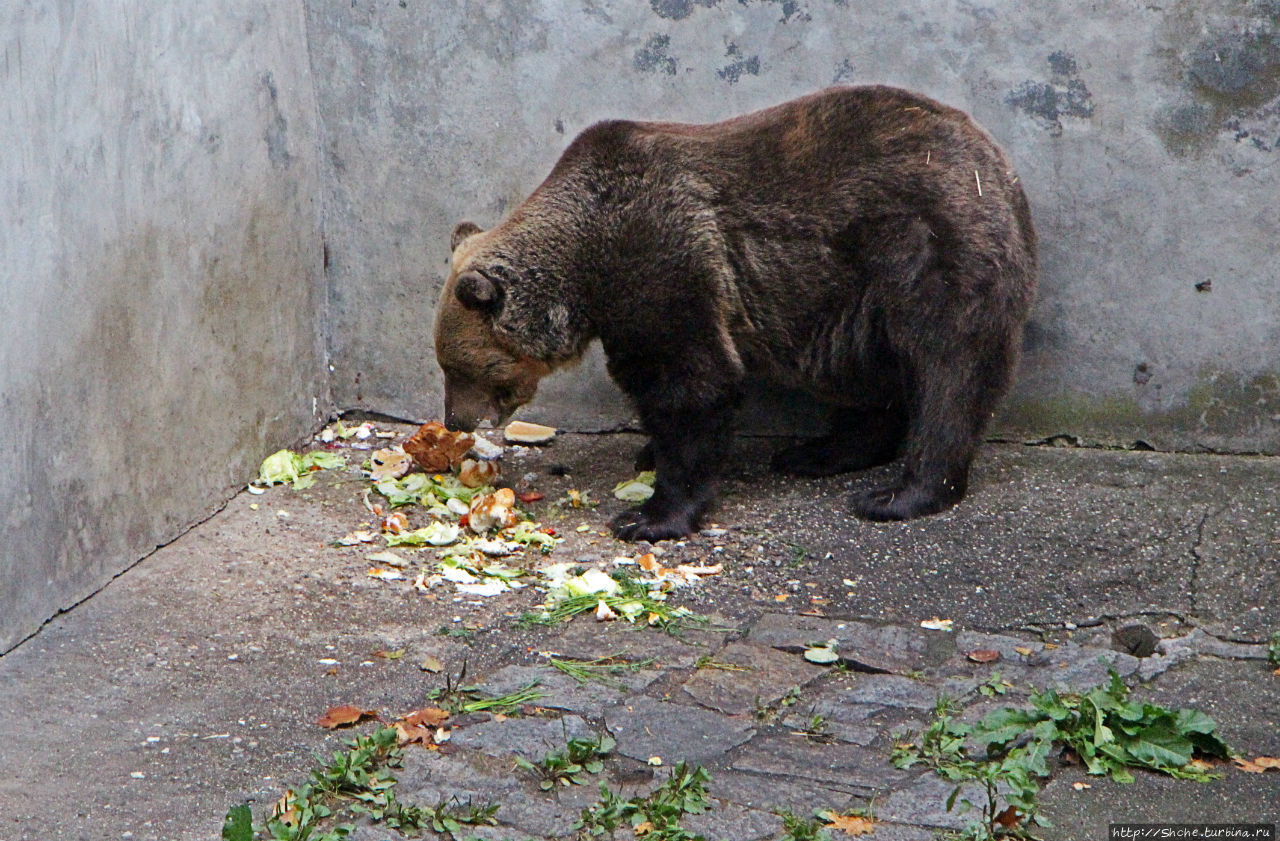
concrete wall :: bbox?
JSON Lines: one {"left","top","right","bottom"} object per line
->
{"left": 310, "top": 0, "right": 1279, "bottom": 451}
{"left": 0, "top": 4, "right": 329, "bottom": 653}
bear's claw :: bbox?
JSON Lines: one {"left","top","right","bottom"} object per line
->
{"left": 610, "top": 510, "right": 696, "bottom": 542}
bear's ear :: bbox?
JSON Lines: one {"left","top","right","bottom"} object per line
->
{"left": 451, "top": 221, "right": 485, "bottom": 253}
{"left": 455, "top": 270, "right": 503, "bottom": 314}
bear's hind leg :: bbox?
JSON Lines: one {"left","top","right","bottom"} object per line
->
{"left": 771, "top": 405, "right": 906, "bottom": 477}
{"left": 850, "top": 340, "right": 1012, "bottom": 522}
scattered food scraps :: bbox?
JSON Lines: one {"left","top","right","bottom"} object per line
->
{"left": 920, "top": 617, "right": 954, "bottom": 632}
{"left": 468, "top": 488, "right": 518, "bottom": 532}
{"left": 257, "top": 449, "right": 346, "bottom": 490}
{"left": 469, "top": 435, "right": 504, "bottom": 460}
{"left": 613, "top": 471, "right": 656, "bottom": 502}
{"left": 967, "top": 649, "right": 1001, "bottom": 663}
{"left": 504, "top": 420, "right": 557, "bottom": 444}
{"left": 366, "top": 551, "right": 410, "bottom": 568}
{"left": 367, "top": 567, "right": 405, "bottom": 581}
{"left": 368, "top": 447, "right": 413, "bottom": 481}
{"left": 403, "top": 421, "right": 475, "bottom": 472}
{"left": 380, "top": 511, "right": 410, "bottom": 534}
{"left": 335, "top": 530, "right": 378, "bottom": 546}
{"left": 458, "top": 458, "right": 500, "bottom": 488}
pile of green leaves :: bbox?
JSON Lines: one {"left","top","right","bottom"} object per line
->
{"left": 520, "top": 570, "right": 705, "bottom": 632}
{"left": 515, "top": 733, "right": 616, "bottom": 790}
{"left": 575, "top": 762, "right": 712, "bottom": 840}
{"left": 548, "top": 654, "right": 655, "bottom": 690}
{"left": 893, "top": 669, "right": 1232, "bottom": 839}
{"left": 373, "top": 472, "right": 488, "bottom": 511}
{"left": 258, "top": 449, "right": 347, "bottom": 491}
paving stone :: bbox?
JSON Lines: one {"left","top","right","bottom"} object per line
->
{"left": 778, "top": 709, "right": 880, "bottom": 746}
{"left": 449, "top": 712, "right": 596, "bottom": 760}
{"left": 478, "top": 662, "right": 659, "bottom": 718}
{"left": 706, "top": 768, "right": 862, "bottom": 814}
{"left": 549, "top": 617, "right": 727, "bottom": 668}
{"left": 747, "top": 613, "right": 956, "bottom": 673}
{"left": 1169, "top": 627, "right": 1271, "bottom": 660}
{"left": 857, "top": 822, "right": 938, "bottom": 841}
{"left": 683, "top": 802, "right": 782, "bottom": 841}
{"left": 681, "top": 641, "right": 828, "bottom": 715}
{"left": 729, "top": 734, "right": 913, "bottom": 793}
{"left": 838, "top": 674, "right": 941, "bottom": 710}
{"left": 950, "top": 631, "right": 1140, "bottom": 691}
{"left": 877, "top": 772, "right": 993, "bottom": 829}
{"left": 605, "top": 695, "right": 756, "bottom": 763}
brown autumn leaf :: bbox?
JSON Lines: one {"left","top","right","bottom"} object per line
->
{"left": 993, "top": 806, "right": 1022, "bottom": 829}
{"left": 373, "top": 648, "right": 406, "bottom": 660}
{"left": 820, "top": 810, "right": 876, "bottom": 836}
{"left": 401, "top": 707, "right": 451, "bottom": 728}
{"left": 272, "top": 790, "right": 299, "bottom": 826}
{"left": 394, "top": 722, "right": 435, "bottom": 746}
{"left": 317, "top": 704, "right": 377, "bottom": 729}
{"left": 403, "top": 421, "right": 474, "bottom": 472}
{"left": 967, "top": 649, "right": 1001, "bottom": 663}
{"left": 1234, "top": 756, "right": 1280, "bottom": 773}
{"left": 1014, "top": 645, "right": 1035, "bottom": 656}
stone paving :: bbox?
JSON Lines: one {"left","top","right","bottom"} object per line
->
{"left": 381, "top": 612, "right": 1275, "bottom": 840}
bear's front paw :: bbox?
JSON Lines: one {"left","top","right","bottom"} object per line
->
{"left": 850, "top": 483, "right": 959, "bottom": 522}
{"left": 610, "top": 509, "right": 696, "bottom": 542}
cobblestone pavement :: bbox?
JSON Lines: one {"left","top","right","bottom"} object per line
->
{"left": 0, "top": 429, "right": 1277, "bottom": 840}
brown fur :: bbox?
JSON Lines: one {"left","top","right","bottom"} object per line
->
{"left": 434, "top": 85, "right": 1037, "bottom": 540}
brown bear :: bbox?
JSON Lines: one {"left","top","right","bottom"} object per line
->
{"left": 434, "top": 85, "right": 1037, "bottom": 542}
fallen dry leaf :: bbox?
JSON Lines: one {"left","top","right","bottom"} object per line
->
{"left": 820, "top": 811, "right": 876, "bottom": 836}
{"left": 272, "top": 790, "right": 299, "bottom": 827}
{"left": 403, "top": 421, "right": 474, "bottom": 472}
{"left": 1234, "top": 756, "right": 1280, "bottom": 773}
{"left": 968, "top": 649, "right": 1001, "bottom": 663}
{"left": 418, "top": 655, "right": 444, "bottom": 673}
{"left": 393, "top": 722, "right": 434, "bottom": 746}
{"left": 317, "top": 704, "right": 377, "bottom": 729}
{"left": 373, "top": 648, "right": 406, "bottom": 660}
{"left": 993, "top": 806, "right": 1022, "bottom": 829}
{"left": 402, "top": 707, "right": 451, "bottom": 728}
{"left": 1014, "top": 645, "right": 1036, "bottom": 656}
{"left": 517, "top": 491, "right": 544, "bottom": 503}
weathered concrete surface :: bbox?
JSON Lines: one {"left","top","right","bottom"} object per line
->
{"left": 0, "top": 5, "right": 329, "bottom": 652}
{"left": 307, "top": 0, "right": 1280, "bottom": 452}
{"left": 0, "top": 430, "right": 1276, "bottom": 839}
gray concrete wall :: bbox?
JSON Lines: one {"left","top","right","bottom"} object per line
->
{"left": 310, "top": 0, "right": 1279, "bottom": 451}
{"left": 0, "top": 4, "right": 329, "bottom": 653}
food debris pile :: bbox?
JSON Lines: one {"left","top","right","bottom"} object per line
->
{"left": 252, "top": 419, "right": 721, "bottom": 620}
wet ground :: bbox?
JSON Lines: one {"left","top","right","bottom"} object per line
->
{"left": 0, "top": 423, "right": 1277, "bottom": 840}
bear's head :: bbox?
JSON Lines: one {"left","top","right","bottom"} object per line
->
{"left": 433, "top": 221, "right": 554, "bottom": 432}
